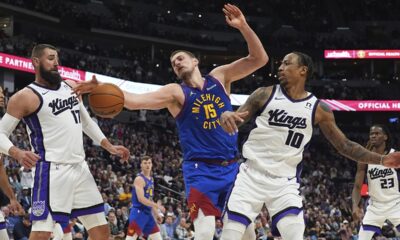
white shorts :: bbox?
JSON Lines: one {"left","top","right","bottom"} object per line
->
{"left": 0, "top": 211, "right": 5, "bottom": 229}
{"left": 226, "top": 162, "right": 303, "bottom": 234}
{"left": 361, "top": 200, "right": 400, "bottom": 234}
{"left": 31, "top": 161, "right": 105, "bottom": 230}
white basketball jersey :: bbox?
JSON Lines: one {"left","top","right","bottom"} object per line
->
{"left": 23, "top": 82, "right": 85, "bottom": 163}
{"left": 366, "top": 148, "right": 400, "bottom": 203}
{"left": 242, "top": 85, "right": 319, "bottom": 177}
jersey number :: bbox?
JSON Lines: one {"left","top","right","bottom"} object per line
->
{"left": 71, "top": 110, "right": 81, "bottom": 124}
{"left": 203, "top": 104, "right": 217, "bottom": 119}
{"left": 285, "top": 130, "right": 304, "bottom": 148}
{"left": 380, "top": 178, "right": 394, "bottom": 189}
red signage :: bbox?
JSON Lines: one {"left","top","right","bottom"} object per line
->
{"left": 322, "top": 100, "right": 400, "bottom": 111}
{"left": 0, "top": 52, "right": 86, "bottom": 81}
{"left": 324, "top": 50, "right": 400, "bottom": 59}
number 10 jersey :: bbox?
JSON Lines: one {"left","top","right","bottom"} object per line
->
{"left": 242, "top": 84, "right": 319, "bottom": 178}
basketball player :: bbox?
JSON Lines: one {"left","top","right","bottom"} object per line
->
{"left": 218, "top": 52, "right": 400, "bottom": 240}
{"left": 0, "top": 154, "right": 25, "bottom": 240}
{"left": 126, "top": 156, "right": 164, "bottom": 240}
{"left": 352, "top": 124, "right": 400, "bottom": 239}
{"left": 0, "top": 44, "right": 130, "bottom": 240}
{"left": 73, "top": 4, "right": 267, "bottom": 240}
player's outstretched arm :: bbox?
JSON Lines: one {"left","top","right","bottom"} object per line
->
{"left": 210, "top": 4, "right": 268, "bottom": 87}
{"left": 220, "top": 86, "right": 272, "bottom": 134}
{"left": 316, "top": 101, "right": 400, "bottom": 167}
{"left": 123, "top": 83, "right": 182, "bottom": 111}
{"left": 351, "top": 162, "right": 366, "bottom": 222}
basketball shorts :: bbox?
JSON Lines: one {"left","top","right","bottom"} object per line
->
{"left": 31, "top": 161, "right": 104, "bottom": 224}
{"left": 127, "top": 208, "right": 159, "bottom": 236}
{"left": 182, "top": 160, "right": 239, "bottom": 221}
{"left": 361, "top": 200, "right": 400, "bottom": 234}
{"left": 225, "top": 161, "right": 303, "bottom": 236}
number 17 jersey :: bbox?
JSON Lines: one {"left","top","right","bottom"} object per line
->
{"left": 242, "top": 85, "right": 319, "bottom": 178}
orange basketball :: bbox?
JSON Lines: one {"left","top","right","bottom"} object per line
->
{"left": 88, "top": 83, "right": 124, "bottom": 118}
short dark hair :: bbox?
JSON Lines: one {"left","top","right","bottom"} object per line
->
{"left": 292, "top": 51, "right": 314, "bottom": 81}
{"left": 140, "top": 155, "right": 152, "bottom": 163}
{"left": 170, "top": 50, "right": 196, "bottom": 60}
{"left": 31, "top": 44, "right": 58, "bottom": 58}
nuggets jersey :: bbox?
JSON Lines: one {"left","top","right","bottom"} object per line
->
{"left": 23, "top": 82, "right": 85, "bottom": 163}
{"left": 132, "top": 173, "right": 154, "bottom": 211}
{"left": 242, "top": 85, "right": 319, "bottom": 177}
{"left": 366, "top": 149, "right": 400, "bottom": 203}
{"left": 176, "top": 75, "right": 237, "bottom": 161}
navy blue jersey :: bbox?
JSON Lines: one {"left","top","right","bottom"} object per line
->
{"left": 131, "top": 173, "right": 154, "bottom": 211}
{"left": 176, "top": 75, "right": 238, "bottom": 161}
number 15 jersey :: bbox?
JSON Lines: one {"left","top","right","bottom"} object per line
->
{"left": 242, "top": 85, "right": 319, "bottom": 178}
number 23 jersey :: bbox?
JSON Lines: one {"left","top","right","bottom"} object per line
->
{"left": 366, "top": 148, "right": 400, "bottom": 203}
{"left": 242, "top": 84, "right": 319, "bottom": 178}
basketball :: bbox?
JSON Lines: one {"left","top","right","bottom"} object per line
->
{"left": 88, "top": 83, "right": 124, "bottom": 118}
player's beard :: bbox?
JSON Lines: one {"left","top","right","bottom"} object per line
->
{"left": 39, "top": 65, "right": 62, "bottom": 87}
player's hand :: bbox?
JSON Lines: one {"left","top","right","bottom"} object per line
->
{"left": 8, "top": 198, "right": 25, "bottom": 215}
{"left": 352, "top": 206, "right": 363, "bottom": 222}
{"left": 9, "top": 148, "right": 40, "bottom": 169}
{"left": 72, "top": 75, "right": 99, "bottom": 97}
{"left": 109, "top": 145, "right": 130, "bottom": 162}
{"left": 382, "top": 152, "right": 400, "bottom": 168}
{"left": 220, "top": 111, "right": 248, "bottom": 135}
{"left": 223, "top": 4, "right": 247, "bottom": 30}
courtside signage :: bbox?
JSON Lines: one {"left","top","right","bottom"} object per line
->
{"left": 324, "top": 50, "right": 400, "bottom": 59}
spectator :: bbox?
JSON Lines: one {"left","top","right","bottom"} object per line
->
{"left": 108, "top": 210, "right": 125, "bottom": 240}
{"left": 12, "top": 213, "right": 31, "bottom": 240}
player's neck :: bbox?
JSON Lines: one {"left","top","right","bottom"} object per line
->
{"left": 141, "top": 171, "right": 151, "bottom": 178}
{"left": 35, "top": 78, "right": 60, "bottom": 90}
{"left": 182, "top": 71, "right": 203, "bottom": 89}
{"left": 282, "top": 84, "right": 307, "bottom": 99}
{"left": 373, "top": 144, "right": 386, "bottom": 154}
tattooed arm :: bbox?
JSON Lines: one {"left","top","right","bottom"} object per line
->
{"left": 316, "top": 101, "right": 384, "bottom": 165}
{"left": 220, "top": 86, "right": 273, "bottom": 134}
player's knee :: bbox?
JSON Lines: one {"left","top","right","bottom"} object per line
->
{"left": 194, "top": 214, "right": 215, "bottom": 240}
{"left": 125, "top": 234, "right": 138, "bottom": 240}
{"left": 29, "top": 231, "right": 52, "bottom": 240}
{"left": 242, "top": 222, "right": 256, "bottom": 240}
{"left": 148, "top": 232, "right": 162, "bottom": 240}
{"left": 86, "top": 224, "right": 110, "bottom": 240}
{"left": 221, "top": 217, "right": 247, "bottom": 240}
{"left": 277, "top": 214, "right": 305, "bottom": 240}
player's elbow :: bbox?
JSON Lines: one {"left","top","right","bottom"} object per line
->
{"left": 249, "top": 53, "right": 269, "bottom": 69}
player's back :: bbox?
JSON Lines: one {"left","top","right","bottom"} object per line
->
{"left": 366, "top": 148, "right": 400, "bottom": 203}
{"left": 131, "top": 173, "right": 154, "bottom": 212}
{"left": 176, "top": 75, "right": 238, "bottom": 162}
{"left": 23, "top": 81, "right": 85, "bottom": 163}
{"left": 243, "top": 84, "right": 319, "bottom": 177}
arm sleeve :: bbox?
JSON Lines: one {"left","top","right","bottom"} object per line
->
{"left": 0, "top": 113, "right": 20, "bottom": 155}
{"left": 79, "top": 103, "right": 106, "bottom": 145}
